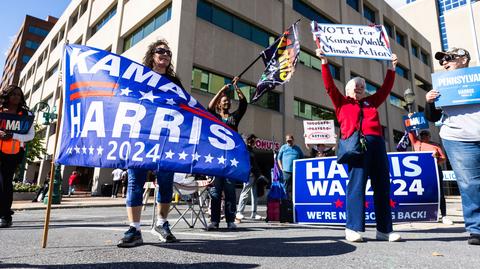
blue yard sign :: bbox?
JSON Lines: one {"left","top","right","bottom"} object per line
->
{"left": 403, "top": 112, "right": 429, "bottom": 132}
{"left": 56, "top": 44, "right": 250, "bottom": 182}
{"left": 432, "top": 66, "right": 480, "bottom": 107}
{"left": 293, "top": 152, "right": 439, "bottom": 224}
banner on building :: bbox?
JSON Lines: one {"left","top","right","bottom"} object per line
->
{"left": 311, "top": 22, "right": 392, "bottom": 60}
{"left": 253, "top": 21, "right": 300, "bottom": 103}
{"left": 56, "top": 44, "right": 250, "bottom": 182}
{"left": 432, "top": 66, "right": 480, "bottom": 107}
{"left": 0, "top": 112, "right": 34, "bottom": 134}
{"left": 293, "top": 152, "right": 439, "bottom": 224}
{"left": 403, "top": 112, "right": 429, "bottom": 132}
{"left": 303, "top": 120, "right": 336, "bottom": 144}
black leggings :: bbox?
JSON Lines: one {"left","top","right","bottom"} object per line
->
{"left": 0, "top": 150, "right": 24, "bottom": 218}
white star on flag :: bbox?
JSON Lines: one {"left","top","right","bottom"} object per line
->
{"left": 217, "top": 156, "right": 226, "bottom": 164}
{"left": 191, "top": 152, "right": 201, "bottom": 161}
{"left": 88, "top": 146, "right": 95, "bottom": 155}
{"left": 204, "top": 154, "right": 214, "bottom": 163}
{"left": 165, "top": 150, "right": 175, "bottom": 159}
{"left": 139, "top": 90, "right": 159, "bottom": 102}
{"left": 230, "top": 158, "right": 239, "bottom": 167}
{"left": 74, "top": 146, "right": 80, "bottom": 154}
{"left": 165, "top": 98, "right": 176, "bottom": 105}
{"left": 178, "top": 151, "right": 188, "bottom": 160}
{"left": 120, "top": 87, "right": 132, "bottom": 96}
{"left": 81, "top": 146, "right": 87, "bottom": 154}
{"left": 97, "top": 146, "right": 104, "bottom": 156}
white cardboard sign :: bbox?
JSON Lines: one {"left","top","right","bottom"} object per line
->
{"left": 303, "top": 120, "right": 336, "bottom": 144}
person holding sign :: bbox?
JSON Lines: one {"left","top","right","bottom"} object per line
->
{"left": 316, "top": 49, "right": 401, "bottom": 242}
{"left": 207, "top": 76, "right": 247, "bottom": 230}
{"left": 425, "top": 48, "right": 480, "bottom": 246}
{"left": 0, "top": 85, "right": 34, "bottom": 228}
{"left": 117, "top": 39, "right": 181, "bottom": 247}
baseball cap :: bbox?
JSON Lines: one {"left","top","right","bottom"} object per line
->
{"left": 434, "top": 47, "right": 470, "bottom": 62}
{"left": 419, "top": 130, "right": 430, "bottom": 136}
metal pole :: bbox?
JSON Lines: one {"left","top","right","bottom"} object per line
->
{"left": 467, "top": 0, "right": 480, "bottom": 65}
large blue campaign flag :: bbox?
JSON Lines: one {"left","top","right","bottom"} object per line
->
{"left": 432, "top": 66, "right": 480, "bottom": 107}
{"left": 294, "top": 152, "right": 439, "bottom": 224}
{"left": 56, "top": 44, "right": 250, "bottom": 182}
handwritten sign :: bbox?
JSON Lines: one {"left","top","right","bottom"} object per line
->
{"left": 303, "top": 120, "right": 336, "bottom": 144}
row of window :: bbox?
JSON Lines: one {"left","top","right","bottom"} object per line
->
{"left": 28, "top": 26, "right": 49, "bottom": 37}
{"left": 411, "top": 43, "right": 430, "bottom": 65}
{"left": 197, "top": 0, "right": 274, "bottom": 48}
{"left": 191, "top": 67, "right": 280, "bottom": 111}
{"left": 91, "top": 5, "right": 117, "bottom": 35}
{"left": 123, "top": 4, "right": 172, "bottom": 51}
{"left": 298, "top": 50, "right": 341, "bottom": 80}
{"left": 293, "top": 98, "right": 336, "bottom": 122}
{"left": 25, "top": 40, "right": 40, "bottom": 50}
{"left": 292, "top": 0, "right": 333, "bottom": 24}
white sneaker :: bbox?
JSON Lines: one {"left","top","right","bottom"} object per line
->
{"left": 441, "top": 217, "right": 454, "bottom": 225}
{"left": 345, "top": 228, "right": 363, "bottom": 242}
{"left": 252, "top": 214, "right": 264, "bottom": 220}
{"left": 206, "top": 222, "right": 219, "bottom": 231}
{"left": 376, "top": 231, "right": 402, "bottom": 242}
{"left": 227, "top": 222, "right": 237, "bottom": 230}
{"left": 236, "top": 212, "right": 244, "bottom": 220}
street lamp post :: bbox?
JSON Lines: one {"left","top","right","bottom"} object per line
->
{"left": 404, "top": 88, "right": 415, "bottom": 113}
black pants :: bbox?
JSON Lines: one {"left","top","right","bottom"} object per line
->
{"left": 112, "top": 180, "right": 121, "bottom": 197}
{"left": 0, "top": 150, "right": 24, "bottom": 218}
{"left": 438, "top": 166, "right": 447, "bottom": 217}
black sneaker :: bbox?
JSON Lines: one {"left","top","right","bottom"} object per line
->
{"left": 151, "top": 221, "right": 177, "bottom": 243}
{"left": 0, "top": 216, "right": 12, "bottom": 228}
{"left": 117, "top": 226, "right": 143, "bottom": 248}
{"left": 468, "top": 234, "right": 480, "bottom": 245}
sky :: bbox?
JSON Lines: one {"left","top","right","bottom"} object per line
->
{"left": 0, "top": 0, "right": 71, "bottom": 74}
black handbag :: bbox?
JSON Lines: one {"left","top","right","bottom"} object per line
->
{"left": 336, "top": 103, "right": 367, "bottom": 164}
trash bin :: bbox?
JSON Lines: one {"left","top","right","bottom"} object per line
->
{"left": 101, "top": 184, "right": 113, "bottom": 196}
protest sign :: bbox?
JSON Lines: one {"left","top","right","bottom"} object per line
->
{"left": 311, "top": 22, "right": 392, "bottom": 60}
{"left": 303, "top": 120, "right": 336, "bottom": 144}
{"left": 293, "top": 152, "right": 439, "bottom": 224}
{"left": 432, "top": 66, "right": 480, "bottom": 107}
{"left": 403, "top": 112, "right": 429, "bottom": 132}
{"left": 0, "top": 112, "right": 34, "bottom": 134}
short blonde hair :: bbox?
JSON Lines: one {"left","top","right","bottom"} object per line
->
{"left": 345, "top": 77, "right": 366, "bottom": 96}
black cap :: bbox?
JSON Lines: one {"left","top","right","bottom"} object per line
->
{"left": 419, "top": 130, "right": 430, "bottom": 136}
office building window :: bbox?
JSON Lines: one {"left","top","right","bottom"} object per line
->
{"left": 363, "top": 5, "right": 376, "bottom": 23}
{"left": 415, "top": 76, "right": 432, "bottom": 91}
{"left": 91, "top": 5, "right": 117, "bottom": 35}
{"left": 383, "top": 21, "right": 393, "bottom": 37}
{"left": 197, "top": 0, "right": 274, "bottom": 47}
{"left": 420, "top": 51, "right": 430, "bottom": 66}
{"left": 346, "top": 0, "right": 359, "bottom": 11}
{"left": 25, "top": 40, "right": 40, "bottom": 50}
{"left": 191, "top": 67, "right": 280, "bottom": 111}
{"left": 32, "top": 80, "right": 42, "bottom": 93}
{"left": 292, "top": 0, "right": 334, "bottom": 23}
{"left": 299, "top": 51, "right": 341, "bottom": 79}
{"left": 28, "top": 26, "right": 49, "bottom": 37}
{"left": 411, "top": 44, "right": 419, "bottom": 57}
{"left": 22, "top": 55, "right": 31, "bottom": 64}
{"left": 396, "top": 65, "right": 409, "bottom": 79}
{"left": 294, "top": 98, "right": 336, "bottom": 121}
{"left": 123, "top": 4, "right": 172, "bottom": 51}
{"left": 46, "top": 62, "right": 59, "bottom": 80}
{"left": 70, "top": 11, "right": 79, "bottom": 27}
{"left": 396, "top": 32, "right": 406, "bottom": 47}
{"left": 389, "top": 94, "right": 406, "bottom": 109}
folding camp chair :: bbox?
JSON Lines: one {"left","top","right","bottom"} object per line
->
{"left": 151, "top": 173, "right": 213, "bottom": 230}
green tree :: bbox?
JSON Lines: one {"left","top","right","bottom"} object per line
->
{"left": 25, "top": 124, "right": 47, "bottom": 164}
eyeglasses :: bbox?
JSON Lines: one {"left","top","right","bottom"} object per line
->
{"left": 439, "top": 54, "right": 460, "bottom": 65}
{"left": 154, "top": 47, "right": 172, "bottom": 57}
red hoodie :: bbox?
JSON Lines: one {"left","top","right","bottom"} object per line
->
{"left": 322, "top": 64, "right": 395, "bottom": 139}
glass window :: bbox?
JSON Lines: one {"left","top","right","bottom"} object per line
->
{"left": 396, "top": 65, "right": 409, "bottom": 79}
{"left": 298, "top": 51, "right": 311, "bottom": 67}
{"left": 383, "top": 21, "right": 393, "bottom": 37}
{"left": 197, "top": 0, "right": 212, "bottom": 21}
{"left": 415, "top": 76, "right": 431, "bottom": 91}
{"left": 123, "top": 4, "right": 172, "bottom": 51}
{"left": 396, "top": 32, "right": 405, "bottom": 47}
{"left": 91, "top": 6, "right": 117, "bottom": 35}
{"left": 292, "top": 0, "right": 333, "bottom": 23}
{"left": 389, "top": 94, "right": 406, "bottom": 109}
{"left": 233, "top": 17, "right": 251, "bottom": 40}
{"left": 363, "top": 5, "right": 376, "bottom": 23}
{"left": 421, "top": 51, "right": 429, "bottom": 65}
{"left": 251, "top": 28, "right": 270, "bottom": 47}
{"left": 411, "top": 44, "right": 419, "bottom": 57}
{"left": 347, "top": 0, "right": 359, "bottom": 11}
{"left": 46, "top": 62, "right": 59, "bottom": 79}
{"left": 70, "top": 11, "right": 79, "bottom": 27}
{"left": 212, "top": 7, "right": 232, "bottom": 31}
{"left": 22, "top": 55, "right": 31, "bottom": 64}
{"left": 365, "top": 80, "right": 377, "bottom": 95}
{"left": 25, "top": 40, "right": 40, "bottom": 50}
{"left": 28, "top": 26, "right": 49, "bottom": 37}
{"left": 294, "top": 99, "right": 336, "bottom": 121}
{"left": 32, "top": 80, "right": 42, "bottom": 93}
{"left": 329, "top": 64, "right": 340, "bottom": 80}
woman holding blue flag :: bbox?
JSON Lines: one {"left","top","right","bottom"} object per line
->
{"left": 206, "top": 76, "right": 247, "bottom": 230}
{"left": 117, "top": 39, "right": 182, "bottom": 247}
{"left": 316, "top": 49, "right": 401, "bottom": 243}
{"left": 0, "top": 85, "right": 34, "bottom": 228}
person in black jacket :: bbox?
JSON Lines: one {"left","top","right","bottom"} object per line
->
{"left": 236, "top": 134, "right": 265, "bottom": 221}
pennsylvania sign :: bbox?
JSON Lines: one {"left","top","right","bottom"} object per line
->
{"left": 293, "top": 152, "right": 439, "bottom": 224}
{"left": 432, "top": 66, "right": 480, "bottom": 107}
{"left": 56, "top": 44, "right": 250, "bottom": 182}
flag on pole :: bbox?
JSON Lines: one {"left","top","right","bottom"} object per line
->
{"left": 252, "top": 21, "right": 301, "bottom": 103}
{"left": 56, "top": 44, "right": 250, "bottom": 182}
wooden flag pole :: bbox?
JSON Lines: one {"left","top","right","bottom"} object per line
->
{"left": 41, "top": 41, "right": 67, "bottom": 249}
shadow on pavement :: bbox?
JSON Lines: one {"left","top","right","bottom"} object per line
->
{"left": 0, "top": 261, "right": 258, "bottom": 269}
{"left": 403, "top": 226, "right": 467, "bottom": 234}
{"left": 151, "top": 236, "right": 356, "bottom": 257}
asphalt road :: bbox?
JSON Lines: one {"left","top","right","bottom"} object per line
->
{"left": 0, "top": 205, "right": 477, "bottom": 269}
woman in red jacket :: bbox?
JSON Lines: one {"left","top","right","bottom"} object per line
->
{"left": 317, "top": 49, "right": 401, "bottom": 242}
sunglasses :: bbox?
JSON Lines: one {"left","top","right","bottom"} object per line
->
{"left": 154, "top": 47, "right": 172, "bottom": 57}
{"left": 439, "top": 54, "right": 460, "bottom": 65}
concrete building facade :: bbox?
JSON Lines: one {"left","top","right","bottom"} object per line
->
{"left": 18, "top": 0, "right": 436, "bottom": 193}
{"left": 1, "top": 15, "right": 57, "bottom": 90}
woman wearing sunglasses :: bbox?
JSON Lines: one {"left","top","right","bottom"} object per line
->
{"left": 425, "top": 48, "right": 480, "bottom": 246}
{"left": 117, "top": 39, "right": 182, "bottom": 247}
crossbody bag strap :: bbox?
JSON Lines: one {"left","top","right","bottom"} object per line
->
{"left": 358, "top": 102, "right": 364, "bottom": 136}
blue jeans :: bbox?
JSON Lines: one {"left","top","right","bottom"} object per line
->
{"left": 210, "top": 177, "right": 236, "bottom": 223}
{"left": 346, "top": 135, "right": 392, "bottom": 233}
{"left": 442, "top": 139, "right": 480, "bottom": 234}
{"left": 126, "top": 169, "right": 174, "bottom": 207}
{"left": 282, "top": 171, "right": 292, "bottom": 199}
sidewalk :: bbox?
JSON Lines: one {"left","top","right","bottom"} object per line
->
{"left": 12, "top": 194, "right": 134, "bottom": 211}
